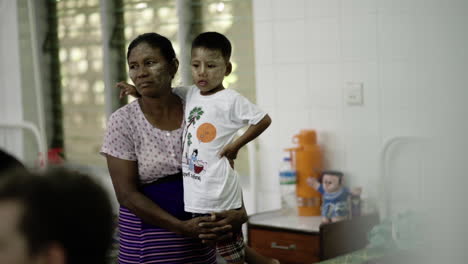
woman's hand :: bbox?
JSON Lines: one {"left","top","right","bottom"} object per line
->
{"left": 180, "top": 216, "right": 211, "bottom": 238}
{"left": 180, "top": 215, "right": 232, "bottom": 246}
{"left": 198, "top": 207, "right": 248, "bottom": 244}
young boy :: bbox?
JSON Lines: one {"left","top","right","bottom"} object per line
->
{"left": 119, "top": 32, "right": 276, "bottom": 264}
{"left": 185, "top": 31, "right": 272, "bottom": 264}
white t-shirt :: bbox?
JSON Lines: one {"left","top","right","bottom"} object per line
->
{"left": 179, "top": 85, "right": 266, "bottom": 213}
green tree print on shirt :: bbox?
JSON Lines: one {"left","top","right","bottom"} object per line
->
{"left": 183, "top": 106, "right": 204, "bottom": 148}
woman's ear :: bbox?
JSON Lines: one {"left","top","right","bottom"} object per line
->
{"left": 170, "top": 58, "right": 179, "bottom": 78}
{"left": 225, "top": 62, "right": 232, "bottom": 76}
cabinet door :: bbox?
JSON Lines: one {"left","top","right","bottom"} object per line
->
{"left": 249, "top": 228, "right": 320, "bottom": 264}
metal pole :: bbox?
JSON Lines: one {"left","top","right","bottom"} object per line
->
{"left": 100, "top": 0, "right": 126, "bottom": 117}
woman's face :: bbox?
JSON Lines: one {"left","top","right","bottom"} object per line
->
{"left": 127, "top": 42, "right": 175, "bottom": 97}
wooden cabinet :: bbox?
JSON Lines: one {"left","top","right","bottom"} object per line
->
{"left": 248, "top": 227, "right": 320, "bottom": 264}
{"left": 247, "top": 209, "right": 322, "bottom": 264}
{"left": 247, "top": 210, "right": 379, "bottom": 264}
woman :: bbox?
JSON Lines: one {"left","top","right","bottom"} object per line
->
{"left": 101, "top": 33, "right": 246, "bottom": 264}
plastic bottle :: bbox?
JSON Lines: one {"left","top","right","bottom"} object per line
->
{"left": 279, "top": 157, "right": 297, "bottom": 211}
{"left": 285, "top": 129, "right": 323, "bottom": 216}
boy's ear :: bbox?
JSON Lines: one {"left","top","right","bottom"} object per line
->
{"left": 225, "top": 62, "right": 232, "bottom": 76}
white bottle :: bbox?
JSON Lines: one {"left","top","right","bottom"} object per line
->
{"left": 279, "top": 157, "right": 297, "bottom": 210}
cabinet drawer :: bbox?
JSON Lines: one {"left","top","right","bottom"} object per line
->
{"left": 249, "top": 228, "right": 320, "bottom": 264}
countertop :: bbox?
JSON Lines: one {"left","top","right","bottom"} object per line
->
{"left": 248, "top": 208, "right": 322, "bottom": 233}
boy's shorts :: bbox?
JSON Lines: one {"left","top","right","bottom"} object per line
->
{"left": 216, "top": 230, "right": 245, "bottom": 263}
{"left": 192, "top": 213, "right": 245, "bottom": 263}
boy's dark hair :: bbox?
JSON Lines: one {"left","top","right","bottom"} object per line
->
{"left": 192, "top": 32, "right": 232, "bottom": 61}
{"left": 0, "top": 148, "right": 26, "bottom": 172}
{"left": 320, "top": 170, "right": 344, "bottom": 184}
{"left": 127, "top": 32, "right": 177, "bottom": 63}
{"left": 0, "top": 168, "right": 114, "bottom": 264}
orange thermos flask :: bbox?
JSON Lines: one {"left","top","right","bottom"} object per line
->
{"left": 286, "top": 130, "right": 323, "bottom": 216}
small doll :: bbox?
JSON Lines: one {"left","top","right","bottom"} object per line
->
{"left": 307, "top": 170, "right": 362, "bottom": 224}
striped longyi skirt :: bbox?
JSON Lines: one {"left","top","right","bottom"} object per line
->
{"left": 117, "top": 173, "right": 216, "bottom": 264}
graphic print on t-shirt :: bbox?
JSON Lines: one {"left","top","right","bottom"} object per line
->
{"left": 183, "top": 106, "right": 203, "bottom": 149}
{"left": 183, "top": 106, "right": 217, "bottom": 181}
{"left": 188, "top": 148, "right": 204, "bottom": 174}
{"left": 197, "top": 123, "right": 217, "bottom": 143}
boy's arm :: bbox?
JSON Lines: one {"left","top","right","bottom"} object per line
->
{"left": 219, "top": 114, "right": 271, "bottom": 161}
{"left": 116, "top": 81, "right": 140, "bottom": 99}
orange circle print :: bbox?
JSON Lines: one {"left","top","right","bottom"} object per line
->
{"left": 197, "top": 123, "right": 217, "bottom": 143}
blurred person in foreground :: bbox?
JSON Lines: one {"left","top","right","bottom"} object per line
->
{"left": 0, "top": 148, "right": 27, "bottom": 172}
{"left": 0, "top": 168, "right": 114, "bottom": 264}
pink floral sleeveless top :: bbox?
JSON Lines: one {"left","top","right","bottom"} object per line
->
{"left": 100, "top": 100, "right": 184, "bottom": 184}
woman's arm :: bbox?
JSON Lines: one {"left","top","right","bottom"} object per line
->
{"left": 105, "top": 154, "right": 220, "bottom": 238}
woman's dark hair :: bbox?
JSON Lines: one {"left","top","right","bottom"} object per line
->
{"left": 127, "top": 32, "right": 177, "bottom": 62}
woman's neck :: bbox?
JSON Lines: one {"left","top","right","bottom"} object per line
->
{"left": 140, "top": 92, "right": 176, "bottom": 113}
{"left": 138, "top": 90, "right": 183, "bottom": 130}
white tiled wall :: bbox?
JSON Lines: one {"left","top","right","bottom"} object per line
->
{"left": 252, "top": 0, "right": 468, "bottom": 213}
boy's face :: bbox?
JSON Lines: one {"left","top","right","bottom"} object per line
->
{"left": 322, "top": 174, "right": 341, "bottom": 193}
{"left": 191, "top": 47, "right": 231, "bottom": 95}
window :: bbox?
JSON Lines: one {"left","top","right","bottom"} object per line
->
{"left": 57, "top": 0, "right": 106, "bottom": 166}
{"left": 122, "top": 0, "right": 181, "bottom": 85}
{"left": 55, "top": 0, "right": 255, "bottom": 170}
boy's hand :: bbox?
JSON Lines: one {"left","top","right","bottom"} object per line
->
{"left": 218, "top": 143, "right": 239, "bottom": 163}
{"left": 116, "top": 81, "right": 139, "bottom": 99}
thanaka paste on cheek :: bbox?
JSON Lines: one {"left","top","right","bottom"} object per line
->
{"left": 191, "top": 49, "right": 228, "bottom": 93}
{"left": 148, "top": 63, "right": 163, "bottom": 75}
{"left": 129, "top": 70, "right": 137, "bottom": 81}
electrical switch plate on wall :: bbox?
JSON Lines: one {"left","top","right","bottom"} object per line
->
{"left": 346, "top": 82, "right": 364, "bottom": 105}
